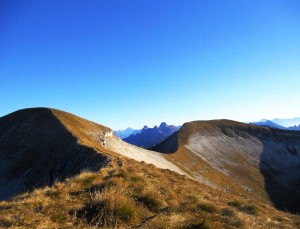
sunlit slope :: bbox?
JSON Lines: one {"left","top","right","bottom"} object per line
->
{"left": 0, "top": 108, "right": 184, "bottom": 201}
{"left": 153, "top": 120, "right": 300, "bottom": 213}
{"left": 1, "top": 157, "right": 299, "bottom": 228}
{"left": 52, "top": 108, "right": 184, "bottom": 174}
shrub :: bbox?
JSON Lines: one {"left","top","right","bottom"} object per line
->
{"left": 197, "top": 203, "right": 217, "bottom": 213}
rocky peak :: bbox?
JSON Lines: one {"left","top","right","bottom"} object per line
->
{"left": 159, "top": 122, "right": 168, "bottom": 129}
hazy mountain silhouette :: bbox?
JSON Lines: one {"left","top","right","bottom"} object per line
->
{"left": 288, "top": 124, "right": 300, "bottom": 130}
{"left": 123, "top": 122, "right": 179, "bottom": 148}
{"left": 272, "top": 117, "right": 300, "bottom": 127}
{"left": 252, "top": 119, "right": 300, "bottom": 131}
{"left": 114, "top": 127, "right": 141, "bottom": 139}
{"left": 251, "top": 120, "right": 286, "bottom": 129}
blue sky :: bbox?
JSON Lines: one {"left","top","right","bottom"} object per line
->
{"left": 1, "top": 0, "right": 300, "bottom": 129}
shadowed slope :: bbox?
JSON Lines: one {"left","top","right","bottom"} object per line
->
{"left": 52, "top": 108, "right": 184, "bottom": 175}
{"left": 0, "top": 108, "right": 109, "bottom": 200}
{"left": 0, "top": 108, "right": 185, "bottom": 200}
{"left": 153, "top": 120, "right": 300, "bottom": 213}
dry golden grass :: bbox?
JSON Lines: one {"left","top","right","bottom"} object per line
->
{"left": 0, "top": 157, "right": 299, "bottom": 228}
{"left": 51, "top": 108, "right": 114, "bottom": 155}
{"left": 156, "top": 119, "right": 300, "bottom": 213}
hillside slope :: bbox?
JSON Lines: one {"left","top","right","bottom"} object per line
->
{"left": 0, "top": 108, "right": 109, "bottom": 200}
{"left": 1, "top": 156, "right": 299, "bottom": 228}
{"left": 0, "top": 109, "right": 300, "bottom": 228}
{"left": 153, "top": 120, "right": 300, "bottom": 213}
{"left": 0, "top": 108, "right": 183, "bottom": 201}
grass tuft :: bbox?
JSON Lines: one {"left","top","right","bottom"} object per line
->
{"left": 197, "top": 202, "right": 217, "bottom": 213}
{"left": 136, "top": 193, "right": 163, "bottom": 211}
{"left": 228, "top": 200, "right": 258, "bottom": 215}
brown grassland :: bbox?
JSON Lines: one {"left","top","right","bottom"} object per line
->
{"left": 0, "top": 156, "right": 299, "bottom": 229}
{"left": 1, "top": 109, "right": 299, "bottom": 228}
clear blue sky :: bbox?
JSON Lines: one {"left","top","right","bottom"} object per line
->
{"left": 1, "top": 0, "right": 300, "bottom": 129}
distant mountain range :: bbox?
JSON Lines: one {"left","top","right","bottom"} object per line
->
{"left": 114, "top": 127, "right": 141, "bottom": 139}
{"left": 271, "top": 117, "right": 300, "bottom": 127}
{"left": 251, "top": 118, "right": 300, "bottom": 130}
{"left": 123, "top": 122, "right": 180, "bottom": 148}
{"left": 251, "top": 120, "right": 287, "bottom": 129}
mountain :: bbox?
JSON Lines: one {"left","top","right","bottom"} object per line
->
{"left": 123, "top": 122, "right": 179, "bottom": 148}
{"left": 113, "top": 127, "right": 141, "bottom": 139}
{"left": 251, "top": 120, "right": 286, "bottom": 129}
{"left": 272, "top": 117, "right": 300, "bottom": 127}
{"left": 0, "top": 108, "right": 110, "bottom": 200}
{"left": 288, "top": 124, "right": 300, "bottom": 130}
{"left": 0, "top": 108, "right": 182, "bottom": 200}
{"left": 0, "top": 109, "right": 299, "bottom": 228}
{"left": 153, "top": 120, "right": 300, "bottom": 213}
{"left": 252, "top": 119, "right": 300, "bottom": 131}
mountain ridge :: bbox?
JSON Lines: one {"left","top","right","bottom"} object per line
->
{"left": 250, "top": 118, "right": 300, "bottom": 130}
{"left": 153, "top": 119, "right": 300, "bottom": 213}
{"left": 252, "top": 119, "right": 300, "bottom": 130}
{"left": 0, "top": 107, "right": 110, "bottom": 200}
{"left": 0, "top": 108, "right": 185, "bottom": 201}
{"left": 123, "top": 122, "right": 179, "bottom": 148}
{"left": 0, "top": 108, "right": 300, "bottom": 227}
